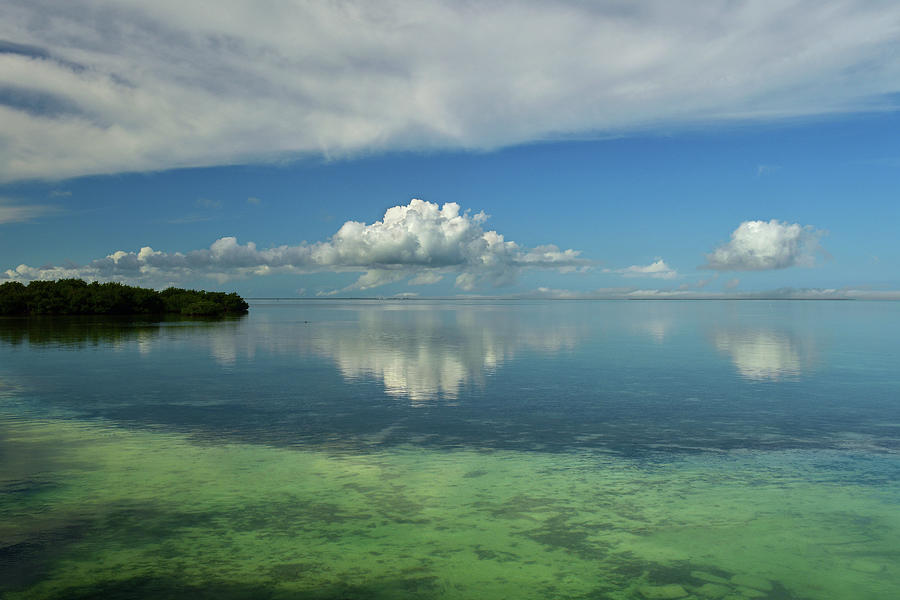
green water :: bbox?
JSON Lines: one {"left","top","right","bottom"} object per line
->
{"left": 1, "top": 300, "right": 899, "bottom": 599}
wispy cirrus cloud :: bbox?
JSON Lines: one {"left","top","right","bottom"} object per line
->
{"left": 195, "top": 198, "right": 222, "bottom": 210}
{"left": 2, "top": 1, "right": 900, "bottom": 182}
{"left": 703, "top": 220, "right": 826, "bottom": 271}
{"left": 0, "top": 197, "right": 58, "bottom": 224}
{"left": 756, "top": 164, "right": 781, "bottom": 177}
{"left": 2, "top": 199, "right": 588, "bottom": 291}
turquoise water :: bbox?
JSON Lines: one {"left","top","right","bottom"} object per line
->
{"left": 1, "top": 300, "right": 898, "bottom": 599}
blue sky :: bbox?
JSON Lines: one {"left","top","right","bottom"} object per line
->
{"left": 1, "top": 1, "right": 899, "bottom": 298}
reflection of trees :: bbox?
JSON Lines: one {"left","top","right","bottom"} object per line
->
{"left": 0, "top": 315, "right": 245, "bottom": 348}
{"left": 713, "top": 329, "right": 815, "bottom": 381}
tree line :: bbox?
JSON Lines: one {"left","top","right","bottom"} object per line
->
{"left": 0, "top": 279, "right": 249, "bottom": 316}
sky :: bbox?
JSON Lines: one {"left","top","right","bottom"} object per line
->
{"left": 1, "top": 0, "right": 899, "bottom": 299}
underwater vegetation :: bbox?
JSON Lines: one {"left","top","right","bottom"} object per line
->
{"left": 1, "top": 417, "right": 897, "bottom": 600}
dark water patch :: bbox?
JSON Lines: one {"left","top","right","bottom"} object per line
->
{"left": 538, "top": 582, "right": 617, "bottom": 600}
{"left": 9, "top": 369, "right": 900, "bottom": 457}
{"left": 643, "top": 561, "right": 722, "bottom": 586}
{"left": 363, "top": 488, "right": 428, "bottom": 523}
{"left": 394, "top": 574, "right": 441, "bottom": 594}
{"left": 426, "top": 545, "right": 456, "bottom": 559}
{"left": 579, "top": 588, "right": 617, "bottom": 600}
{"left": 462, "top": 469, "right": 488, "bottom": 478}
{"left": 29, "top": 387, "right": 900, "bottom": 458}
{"left": 0, "top": 477, "right": 58, "bottom": 498}
{"left": 341, "top": 482, "right": 379, "bottom": 493}
{"left": 0, "top": 426, "right": 98, "bottom": 491}
{"left": 311, "top": 576, "right": 442, "bottom": 599}
{"left": 0, "top": 504, "right": 228, "bottom": 595}
{"left": 269, "top": 562, "right": 323, "bottom": 582}
{"left": 521, "top": 513, "right": 608, "bottom": 560}
{"left": 472, "top": 494, "right": 559, "bottom": 520}
{"left": 0, "top": 540, "right": 59, "bottom": 590}
{"left": 767, "top": 580, "right": 805, "bottom": 600}
{"left": 0, "top": 521, "right": 93, "bottom": 593}
{"left": 90, "top": 505, "right": 218, "bottom": 543}
{"left": 41, "top": 574, "right": 444, "bottom": 600}
{"left": 392, "top": 517, "right": 431, "bottom": 525}
{"left": 607, "top": 551, "right": 648, "bottom": 581}
{"left": 216, "top": 499, "right": 381, "bottom": 544}
{"left": 33, "top": 576, "right": 277, "bottom": 600}
{"left": 472, "top": 545, "right": 520, "bottom": 562}
{"left": 606, "top": 560, "right": 814, "bottom": 600}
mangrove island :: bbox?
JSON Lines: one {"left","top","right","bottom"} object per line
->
{"left": 0, "top": 279, "right": 249, "bottom": 316}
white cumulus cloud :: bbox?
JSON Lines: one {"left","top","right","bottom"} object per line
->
{"left": 703, "top": 220, "right": 825, "bottom": 271}
{"left": 1, "top": 199, "right": 588, "bottom": 291}
{"left": 615, "top": 259, "right": 678, "bottom": 280}
{"left": 2, "top": 1, "right": 900, "bottom": 182}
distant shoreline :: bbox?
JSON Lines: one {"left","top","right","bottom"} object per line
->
{"left": 245, "top": 296, "right": 860, "bottom": 302}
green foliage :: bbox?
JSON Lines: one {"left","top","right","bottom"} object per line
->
{"left": 0, "top": 279, "right": 249, "bottom": 316}
{"left": 181, "top": 300, "right": 225, "bottom": 316}
{"left": 0, "top": 281, "right": 28, "bottom": 315}
{"left": 159, "top": 287, "right": 249, "bottom": 315}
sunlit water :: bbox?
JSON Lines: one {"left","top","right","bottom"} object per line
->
{"left": 1, "top": 300, "right": 898, "bottom": 599}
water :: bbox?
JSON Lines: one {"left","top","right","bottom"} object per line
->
{"left": 1, "top": 300, "right": 898, "bottom": 599}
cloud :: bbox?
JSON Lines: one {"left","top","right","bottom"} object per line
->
{"left": 756, "top": 164, "right": 782, "bottom": 177}
{"left": 196, "top": 197, "right": 222, "bottom": 209}
{"left": 2, "top": 198, "right": 588, "bottom": 290}
{"left": 0, "top": 197, "right": 57, "bottom": 224}
{"left": 523, "top": 286, "right": 900, "bottom": 300}
{"left": 166, "top": 197, "right": 223, "bottom": 224}
{"left": 409, "top": 272, "right": 444, "bottom": 285}
{"left": 695, "top": 274, "right": 719, "bottom": 289}
{"left": 167, "top": 214, "right": 217, "bottom": 225}
{"left": 702, "top": 220, "right": 825, "bottom": 271}
{"left": 614, "top": 259, "right": 678, "bottom": 280}
{"left": 2, "top": 1, "right": 900, "bottom": 182}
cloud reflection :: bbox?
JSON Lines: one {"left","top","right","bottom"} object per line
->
{"left": 636, "top": 319, "right": 672, "bottom": 343}
{"left": 714, "top": 329, "right": 814, "bottom": 381}
{"left": 194, "top": 303, "right": 579, "bottom": 404}
{"left": 310, "top": 306, "right": 578, "bottom": 404}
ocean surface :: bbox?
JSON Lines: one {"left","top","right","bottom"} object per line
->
{"left": 1, "top": 299, "right": 898, "bottom": 600}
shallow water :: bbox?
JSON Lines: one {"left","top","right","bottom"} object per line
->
{"left": 1, "top": 300, "right": 898, "bottom": 599}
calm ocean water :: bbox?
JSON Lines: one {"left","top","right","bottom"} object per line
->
{"left": 1, "top": 300, "right": 898, "bottom": 599}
